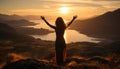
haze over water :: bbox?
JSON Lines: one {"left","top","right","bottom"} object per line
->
{"left": 29, "top": 20, "right": 100, "bottom": 43}
{"left": 1, "top": 0, "right": 119, "bottom": 43}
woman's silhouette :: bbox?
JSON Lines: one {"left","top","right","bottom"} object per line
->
{"left": 41, "top": 16, "right": 77, "bottom": 66}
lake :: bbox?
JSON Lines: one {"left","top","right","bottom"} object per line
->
{"left": 29, "top": 20, "right": 100, "bottom": 43}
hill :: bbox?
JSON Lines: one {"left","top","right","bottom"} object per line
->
{"left": 0, "top": 13, "right": 37, "bottom": 27}
{"left": 0, "top": 19, "right": 36, "bottom": 27}
{"left": 0, "top": 23, "right": 35, "bottom": 42}
{"left": 71, "top": 8, "right": 120, "bottom": 40}
{"left": 0, "top": 13, "right": 52, "bottom": 35}
{"left": 0, "top": 23, "right": 120, "bottom": 69}
{"left": 0, "top": 14, "right": 24, "bottom": 20}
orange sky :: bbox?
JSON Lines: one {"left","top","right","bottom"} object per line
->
{"left": 0, "top": 0, "right": 120, "bottom": 19}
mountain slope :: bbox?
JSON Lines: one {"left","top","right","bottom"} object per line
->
{"left": 0, "top": 23, "right": 35, "bottom": 42}
{"left": 71, "top": 8, "right": 120, "bottom": 39}
{"left": 0, "top": 14, "right": 37, "bottom": 27}
{"left": 0, "top": 14, "right": 24, "bottom": 20}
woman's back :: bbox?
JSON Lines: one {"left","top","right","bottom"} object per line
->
{"left": 55, "top": 17, "right": 66, "bottom": 38}
{"left": 41, "top": 15, "right": 77, "bottom": 66}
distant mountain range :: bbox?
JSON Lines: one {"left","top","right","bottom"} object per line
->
{"left": 0, "top": 14, "right": 45, "bottom": 20}
{"left": 71, "top": 8, "right": 120, "bottom": 39}
{"left": 1, "top": 8, "right": 120, "bottom": 40}
{"left": 0, "top": 13, "right": 53, "bottom": 35}
{"left": 0, "top": 14, "right": 37, "bottom": 27}
{"left": 0, "top": 14, "right": 24, "bottom": 20}
{"left": 0, "top": 23, "right": 35, "bottom": 42}
{"left": 0, "top": 14, "right": 39, "bottom": 20}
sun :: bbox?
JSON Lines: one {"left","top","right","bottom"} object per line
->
{"left": 59, "top": 7, "right": 69, "bottom": 14}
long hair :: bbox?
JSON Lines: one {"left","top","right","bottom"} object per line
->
{"left": 55, "top": 17, "right": 66, "bottom": 29}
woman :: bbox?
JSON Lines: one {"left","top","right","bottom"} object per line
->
{"left": 41, "top": 16, "right": 77, "bottom": 66}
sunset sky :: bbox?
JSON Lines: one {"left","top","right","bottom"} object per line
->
{"left": 0, "top": 0, "right": 120, "bottom": 19}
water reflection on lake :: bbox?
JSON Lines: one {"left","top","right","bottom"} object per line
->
{"left": 31, "top": 30, "right": 100, "bottom": 43}
{"left": 29, "top": 20, "right": 100, "bottom": 43}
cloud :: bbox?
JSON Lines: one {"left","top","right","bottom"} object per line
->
{"left": 90, "top": 0, "right": 120, "bottom": 1}
{"left": 0, "top": 0, "right": 119, "bottom": 18}
{"left": 8, "top": 8, "right": 59, "bottom": 15}
{"left": 0, "top": 0, "right": 119, "bottom": 10}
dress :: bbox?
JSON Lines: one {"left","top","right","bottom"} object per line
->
{"left": 55, "top": 27, "right": 66, "bottom": 66}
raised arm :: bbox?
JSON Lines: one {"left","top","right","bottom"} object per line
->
{"left": 67, "top": 15, "right": 77, "bottom": 28}
{"left": 41, "top": 16, "right": 56, "bottom": 29}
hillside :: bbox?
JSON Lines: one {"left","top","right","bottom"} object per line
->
{"left": 0, "top": 19, "right": 36, "bottom": 27}
{"left": 0, "top": 13, "right": 37, "bottom": 27}
{"left": 0, "top": 23, "right": 35, "bottom": 42}
{"left": 0, "top": 22, "right": 120, "bottom": 69}
{"left": 1, "top": 41, "right": 120, "bottom": 69}
{"left": 0, "top": 14, "right": 24, "bottom": 20}
{"left": 0, "top": 13, "right": 53, "bottom": 35}
{"left": 71, "top": 8, "right": 120, "bottom": 39}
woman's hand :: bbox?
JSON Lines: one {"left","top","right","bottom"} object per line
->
{"left": 73, "top": 15, "right": 77, "bottom": 19}
{"left": 41, "top": 16, "right": 45, "bottom": 20}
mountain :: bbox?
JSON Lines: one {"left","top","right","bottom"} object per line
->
{"left": 0, "top": 23, "right": 35, "bottom": 42}
{"left": 23, "top": 15, "right": 57, "bottom": 20}
{"left": 0, "top": 14, "right": 24, "bottom": 20}
{"left": 16, "top": 27, "right": 53, "bottom": 35}
{"left": 0, "top": 13, "right": 52, "bottom": 35}
{"left": 0, "top": 19, "right": 36, "bottom": 27}
{"left": 71, "top": 8, "right": 120, "bottom": 39}
{"left": 0, "top": 14, "right": 37, "bottom": 27}
{"left": 23, "top": 15, "right": 40, "bottom": 20}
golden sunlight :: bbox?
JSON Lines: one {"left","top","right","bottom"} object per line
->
{"left": 64, "top": 19, "right": 68, "bottom": 43}
{"left": 64, "top": 30, "right": 68, "bottom": 43}
{"left": 59, "top": 7, "right": 69, "bottom": 14}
